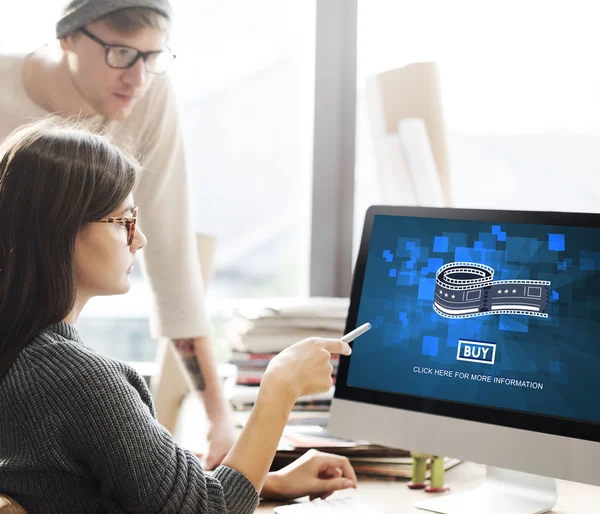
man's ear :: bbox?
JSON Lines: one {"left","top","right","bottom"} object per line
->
{"left": 59, "top": 34, "right": 76, "bottom": 52}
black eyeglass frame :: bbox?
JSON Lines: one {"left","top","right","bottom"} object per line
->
{"left": 79, "top": 27, "right": 176, "bottom": 74}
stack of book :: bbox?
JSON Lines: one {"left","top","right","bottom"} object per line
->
{"left": 225, "top": 296, "right": 348, "bottom": 354}
{"left": 224, "top": 297, "right": 348, "bottom": 411}
{"left": 229, "top": 385, "right": 335, "bottom": 412}
{"left": 233, "top": 411, "right": 461, "bottom": 479}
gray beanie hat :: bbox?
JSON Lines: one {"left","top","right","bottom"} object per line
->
{"left": 56, "top": 0, "right": 172, "bottom": 38}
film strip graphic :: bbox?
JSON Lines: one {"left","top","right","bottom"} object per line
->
{"left": 433, "top": 262, "right": 550, "bottom": 320}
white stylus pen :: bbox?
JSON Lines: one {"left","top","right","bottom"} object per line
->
{"left": 340, "top": 322, "right": 372, "bottom": 343}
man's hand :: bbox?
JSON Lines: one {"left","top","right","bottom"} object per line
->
{"left": 201, "top": 415, "right": 237, "bottom": 470}
{"left": 173, "top": 336, "right": 236, "bottom": 469}
{"left": 261, "top": 449, "right": 357, "bottom": 501}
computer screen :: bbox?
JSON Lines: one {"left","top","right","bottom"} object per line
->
{"left": 344, "top": 211, "right": 600, "bottom": 428}
{"left": 330, "top": 206, "right": 600, "bottom": 493}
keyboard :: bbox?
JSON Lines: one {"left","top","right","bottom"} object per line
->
{"left": 273, "top": 495, "right": 384, "bottom": 513}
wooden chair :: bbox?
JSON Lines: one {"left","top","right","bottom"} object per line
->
{"left": 0, "top": 494, "right": 27, "bottom": 514}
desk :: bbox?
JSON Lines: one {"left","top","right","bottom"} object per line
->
{"left": 257, "top": 462, "right": 600, "bottom": 513}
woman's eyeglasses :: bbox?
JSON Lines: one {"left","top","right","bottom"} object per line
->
{"left": 94, "top": 206, "right": 138, "bottom": 246}
{"left": 80, "top": 27, "right": 176, "bottom": 74}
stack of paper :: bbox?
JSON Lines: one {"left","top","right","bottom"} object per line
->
{"left": 222, "top": 297, "right": 348, "bottom": 406}
{"left": 230, "top": 385, "right": 335, "bottom": 412}
{"left": 233, "top": 411, "right": 461, "bottom": 479}
{"left": 274, "top": 427, "right": 461, "bottom": 479}
{"left": 224, "top": 297, "right": 349, "bottom": 354}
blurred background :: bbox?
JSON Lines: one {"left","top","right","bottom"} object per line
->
{"left": 4, "top": 0, "right": 600, "bottom": 365}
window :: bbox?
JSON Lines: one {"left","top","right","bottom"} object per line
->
{"left": 169, "top": 0, "right": 315, "bottom": 301}
{"left": 355, "top": 1, "right": 600, "bottom": 249}
{"left": 0, "top": 3, "right": 59, "bottom": 49}
{"left": 1, "top": 1, "right": 315, "bottom": 362}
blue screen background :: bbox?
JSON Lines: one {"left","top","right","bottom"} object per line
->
{"left": 347, "top": 214, "right": 600, "bottom": 424}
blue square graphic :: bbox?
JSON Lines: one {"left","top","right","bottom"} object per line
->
{"left": 417, "top": 278, "right": 435, "bottom": 301}
{"left": 548, "top": 233, "right": 565, "bottom": 251}
{"left": 422, "top": 336, "right": 439, "bottom": 357}
{"left": 581, "top": 252, "right": 600, "bottom": 271}
{"left": 423, "top": 257, "right": 444, "bottom": 275}
{"left": 433, "top": 236, "right": 449, "bottom": 253}
{"left": 478, "top": 232, "right": 497, "bottom": 250}
{"left": 397, "top": 272, "right": 415, "bottom": 286}
{"left": 499, "top": 316, "right": 528, "bottom": 333}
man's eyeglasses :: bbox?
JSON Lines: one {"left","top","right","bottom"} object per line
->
{"left": 80, "top": 28, "right": 175, "bottom": 74}
{"left": 94, "top": 206, "right": 138, "bottom": 246}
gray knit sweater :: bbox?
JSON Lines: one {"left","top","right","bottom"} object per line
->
{"left": 0, "top": 322, "right": 259, "bottom": 513}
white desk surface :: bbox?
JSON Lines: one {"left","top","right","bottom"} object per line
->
{"left": 257, "top": 461, "right": 600, "bottom": 513}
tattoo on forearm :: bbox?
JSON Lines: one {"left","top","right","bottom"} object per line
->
{"left": 173, "top": 338, "right": 206, "bottom": 391}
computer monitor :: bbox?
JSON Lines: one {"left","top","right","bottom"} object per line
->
{"left": 329, "top": 205, "right": 600, "bottom": 514}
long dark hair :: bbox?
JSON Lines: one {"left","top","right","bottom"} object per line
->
{"left": 0, "top": 118, "right": 139, "bottom": 378}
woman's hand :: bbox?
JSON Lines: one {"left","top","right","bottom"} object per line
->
{"left": 220, "top": 338, "right": 351, "bottom": 494}
{"left": 262, "top": 449, "right": 358, "bottom": 501}
{"left": 262, "top": 338, "right": 352, "bottom": 402}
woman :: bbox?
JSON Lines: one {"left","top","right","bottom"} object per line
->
{"left": 0, "top": 118, "right": 356, "bottom": 513}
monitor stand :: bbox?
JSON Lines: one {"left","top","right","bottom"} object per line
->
{"left": 413, "top": 466, "right": 557, "bottom": 514}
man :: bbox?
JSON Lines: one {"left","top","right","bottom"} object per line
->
{"left": 0, "top": 0, "right": 235, "bottom": 469}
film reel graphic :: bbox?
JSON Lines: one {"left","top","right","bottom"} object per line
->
{"left": 433, "top": 262, "right": 550, "bottom": 320}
